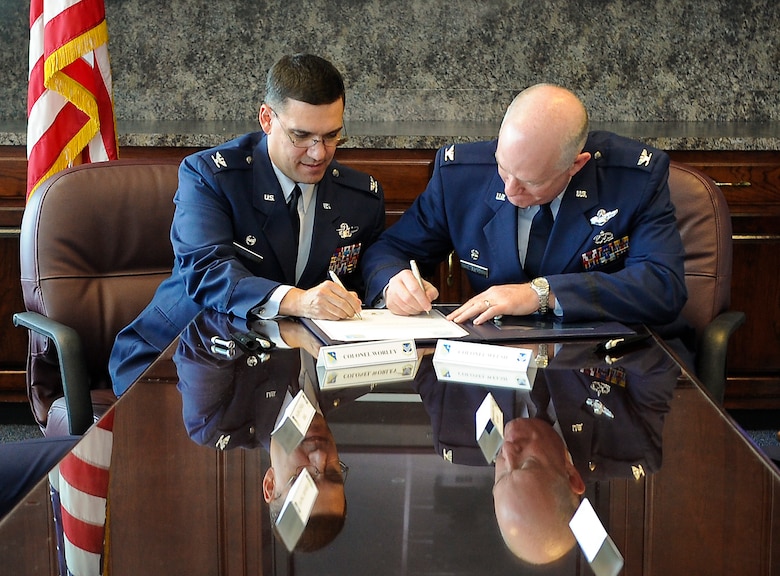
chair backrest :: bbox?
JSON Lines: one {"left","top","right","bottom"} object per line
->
{"left": 19, "top": 160, "right": 180, "bottom": 428}
{"left": 667, "top": 161, "right": 733, "bottom": 342}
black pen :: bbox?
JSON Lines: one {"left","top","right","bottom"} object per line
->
{"left": 595, "top": 333, "right": 651, "bottom": 354}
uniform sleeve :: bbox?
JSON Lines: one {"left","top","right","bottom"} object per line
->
{"left": 171, "top": 154, "right": 283, "bottom": 318}
{"left": 362, "top": 146, "right": 456, "bottom": 305}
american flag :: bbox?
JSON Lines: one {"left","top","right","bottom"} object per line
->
{"left": 27, "top": 0, "right": 119, "bottom": 201}
{"left": 49, "top": 410, "right": 115, "bottom": 575}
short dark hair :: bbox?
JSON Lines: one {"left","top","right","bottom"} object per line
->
{"left": 264, "top": 53, "right": 345, "bottom": 110}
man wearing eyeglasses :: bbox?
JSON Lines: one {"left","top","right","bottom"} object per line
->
{"left": 110, "top": 53, "right": 385, "bottom": 396}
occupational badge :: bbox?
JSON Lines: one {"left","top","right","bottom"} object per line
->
{"left": 336, "top": 222, "right": 359, "bottom": 239}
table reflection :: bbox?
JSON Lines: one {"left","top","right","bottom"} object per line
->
{"left": 174, "top": 311, "right": 347, "bottom": 553}
{"left": 5, "top": 309, "right": 777, "bottom": 575}
{"left": 174, "top": 310, "right": 678, "bottom": 570}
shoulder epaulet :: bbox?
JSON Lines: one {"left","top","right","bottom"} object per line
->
{"left": 201, "top": 148, "right": 255, "bottom": 174}
{"left": 197, "top": 133, "right": 260, "bottom": 175}
{"left": 328, "top": 162, "right": 381, "bottom": 195}
{"left": 586, "top": 130, "right": 665, "bottom": 173}
{"left": 437, "top": 140, "right": 498, "bottom": 167}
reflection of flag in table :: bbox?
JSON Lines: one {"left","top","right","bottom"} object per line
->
{"left": 49, "top": 410, "right": 114, "bottom": 576}
{"left": 27, "top": 0, "right": 119, "bottom": 201}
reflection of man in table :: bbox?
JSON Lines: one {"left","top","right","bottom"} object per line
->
{"left": 174, "top": 310, "right": 346, "bottom": 551}
{"left": 412, "top": 338, "right": 678, "bottom": 565}
{"left": 493, "top": 417, "right": 584, "bottom": 565}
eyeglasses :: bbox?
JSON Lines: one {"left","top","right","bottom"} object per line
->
{"left": 278, "top": 461, "right": 349, "bottom": 495}
{"left": 270, "top": 108, "right": 348, "bottom": 149}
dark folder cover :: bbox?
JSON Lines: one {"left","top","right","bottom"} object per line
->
{"left": 300, "top": 304, "right": 635, "bottom": 346}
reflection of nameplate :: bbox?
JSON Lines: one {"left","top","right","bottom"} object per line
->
{"left": 317, "top": 339, "right": 417, "bottom": 370}
{"left": 476, "top": 393, "right": 504, "bottom": 463}
{"left": 270, "top": 390, "right": 316, "bottom": 454}
{"left": 569, "top": 498, "right": 624, "bottom": 576}
{"left": 433, "top": 339, "right": 532, "bottom": 371}
{"left": 318, "top": 358, "right": 420, "bottom": 389}
{"left": 275, "top": 468, "right": 319, "bottom": 552}
{"left": 433, "top": 362, "right": 532, "bottom": 389}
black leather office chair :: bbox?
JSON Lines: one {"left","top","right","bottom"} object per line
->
{"left": 667, "top": 161, "right": 746, "bottom": 404}
{"left": 13, "top": 160, "right": 179, "bottom": 436}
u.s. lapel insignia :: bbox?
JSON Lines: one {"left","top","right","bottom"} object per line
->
{"left": 576, "top": 189, "right": 588, "bottom": 198}
{"left": 495, "top": 192, "right": 506, "bottom": 201}
{"left": 590, "top": 208, "right": 619, "bottom": 226}
{"left": 571, "top": 423, "right": 584, "bottom": 432}
{"left": 444, "top": 144, "right": 455, "bottom": 162}
{"left": 592, "top": 230, "right": 614, "bottom": 245}
{"left": 263, "top": 193, "right": 274, "bottom": 202}
{"left": 370, "top": 176, "right": 379, "bottom": 194}
{"left": 637, "top": 149, "right": 653, "bottom": 167}
{"left": 336, "top": 223, "right": 359, "bottom": 238}
{"left": 323, "top": 202, "right": 332, "bottom": 210}
{"left": 211, "top": 151, "right": 227, "bottom": 168}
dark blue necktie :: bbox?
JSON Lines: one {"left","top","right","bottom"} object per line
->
{"left": 525, "top": 202, "right": 553, "bottom": 278}
{"left": 288, "top": 185, "right": 301, "bottom": 249}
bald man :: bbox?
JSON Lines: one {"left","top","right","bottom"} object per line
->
{"left": 493, "top": 417, "right": 584, "bottom": 564}
{"left": 362, "top": 84, "right": 688, "bottom": 339}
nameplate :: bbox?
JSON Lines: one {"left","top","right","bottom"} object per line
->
{"left": 318, "top": 358, "right": 420, "bottom": 390}
{"left": 433, "top": 362, "right": 532, "bottom": 389}
{"left": 433, "top": 339, "right": 532, "bottom": 371}
{"left": 317, "top": 339, "right": 417, "bottom": 370}
{"left": 476, "top": 393, "right": 504, "bottom": 463}
{"left": 275, "top": 468, "right": 318, "bottom": 552}
{"left": 270, "top": 390, "right": 316, "bottom": 454}
{"left": 569, "top": 498, "right": 624, "bottom": 576}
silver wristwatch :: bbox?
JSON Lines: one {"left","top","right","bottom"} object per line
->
{"left": 530, "top": 277, "right": 550, "bottom": 314}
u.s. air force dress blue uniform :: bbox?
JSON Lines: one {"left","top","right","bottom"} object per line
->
{"left": 363, "top": 131, "right": 688, "bottom": 331}
{"left": 109, "top": 131, "right": 385, "bottom": 396}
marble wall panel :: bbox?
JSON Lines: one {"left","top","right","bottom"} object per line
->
{"left": 1, "top": 0, "right": 778, "bottom": 123}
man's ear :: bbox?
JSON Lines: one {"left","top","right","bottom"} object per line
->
{"left": 566, "top": 461, "right": 586, "bottom": 495}
{"left": 569, "top": 151, "right": 592, "bottom": 177}
{"left": 262, "top": 468, "right": 276, "bottom": 503}
{"left": 258, "top": 104, "right": 273, "bottom": 135}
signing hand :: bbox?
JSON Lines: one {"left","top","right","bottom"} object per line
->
{"left": 385, "top": 269, "right": 440, "bottom": 316}
{"left": 446, "top": 283, "right": 546, "bottom": 325}
{"left": 280, "top": 280, "right": 363, "bottom": 320}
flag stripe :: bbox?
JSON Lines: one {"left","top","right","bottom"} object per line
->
{"left": 63, "top": 533, "right": 103, "bottom": 575}
{"left": 26, "top": 0, "right": 118, "bottom": 200}
{"left": 61, "top": 505, "right": 106, "bottom": 553}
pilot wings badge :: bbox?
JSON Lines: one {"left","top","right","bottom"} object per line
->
{"left": 590, "top": 208, "right": 619, "bottom": 226}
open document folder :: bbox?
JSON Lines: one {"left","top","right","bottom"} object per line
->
{"left": 301, "top": 306, "right": 635, "bottom": 345}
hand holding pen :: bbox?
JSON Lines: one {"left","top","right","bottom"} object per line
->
{"left": 328, "top": 270, "right": 363, "bottom": 319}
{"left": 409, "top": 260, "right": 431, "bottom": 315}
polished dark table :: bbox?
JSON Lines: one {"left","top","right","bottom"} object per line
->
{"left": 2, "top": 310, "right": 779, "bottom": 575}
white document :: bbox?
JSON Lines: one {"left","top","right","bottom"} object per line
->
{"left": 311, "top": 308, "right": 469, "bottom": 342}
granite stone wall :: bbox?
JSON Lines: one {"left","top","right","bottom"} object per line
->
{"left": 1, "top": 0, "right": 778, "bottom": 124}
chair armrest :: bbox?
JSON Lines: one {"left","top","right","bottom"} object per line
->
{"left": 695, "top": 310, "right": 747, "bottom": 405}
{"left": 12, "top": 311, "right": 94, "bottom": 435}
